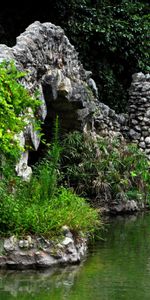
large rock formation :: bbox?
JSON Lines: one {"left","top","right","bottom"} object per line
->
{"left": 0, "top": 21, "right": 98, "bottom": 179}
{"left": 0, "top": 21, "right": 97, "bottom": 130}
{"left": 0, "top": 21, "right": 149, "bottom": 179}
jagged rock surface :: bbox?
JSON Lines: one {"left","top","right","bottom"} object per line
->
{"left": 0, "top": 227, "right": 87, "bottom": 269}
{"left": 0, "top": 21, "right": 99, "bottom": 178}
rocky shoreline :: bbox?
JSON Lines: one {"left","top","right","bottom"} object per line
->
{"left": 0, "top": 226, "right": 87, "bottom": 270}
{"left": 0, "top": 200, "right": 147, "bottom": 270}
{"left": 100, "top": 200, "right": 146, "bottom": 215}
{"left": 0, "top": 21, "right": 149, "bottom": 270}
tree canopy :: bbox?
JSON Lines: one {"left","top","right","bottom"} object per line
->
{"left": 52, "top": 0, "right": 149, "bottom": 111}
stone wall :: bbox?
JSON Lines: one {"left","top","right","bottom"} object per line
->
{"left": 128, "top": 73, "right": 150, "bottom": 158}
{"left": 92, "top": 102, "right": 127, "bottom": 140}
{"left": 92, "top": 73, "right": 150, "bottom": 160}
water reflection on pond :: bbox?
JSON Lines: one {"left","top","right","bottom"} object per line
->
{"left": 0, "top": 264, "right": 82, "bottom": 300}
{"left": 1, "top": 212, "right": 150, "bottom": 300}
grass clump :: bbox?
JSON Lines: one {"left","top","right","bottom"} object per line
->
{"left": 0, "top": 124, "right": 101, "bottom": 238}
{"left": 0, "top": 183, "right": 100, "bottom": 238}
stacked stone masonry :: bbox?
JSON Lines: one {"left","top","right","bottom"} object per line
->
{"left": 128, "top": 73, "right": 150, "bottom": 158}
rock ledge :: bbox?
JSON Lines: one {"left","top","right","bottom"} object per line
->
{"left": 0, "top": 227, "right": 87, "bottom": 269}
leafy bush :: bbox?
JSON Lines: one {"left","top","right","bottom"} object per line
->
{"left": 61, "top": 131, "right": 150, "bottom": 205}
{"left": 0, "top": 60, "right": 41, "bottom": 161}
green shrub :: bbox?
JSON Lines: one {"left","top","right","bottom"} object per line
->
{"left": 61, "top": 131, "right": 150, "bottom": 205}
{"left": 0, "top": 60, "right": 41, "bottom": 162}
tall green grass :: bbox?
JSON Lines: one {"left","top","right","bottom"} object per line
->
{"left": 0, "top": 187, "right": 100, "bottom": 237}
{"left": 0, "top": 120, "right": 101, "bottom": 238}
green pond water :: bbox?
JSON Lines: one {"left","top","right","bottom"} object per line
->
{"left": 1, "top": 213, "right": 150, "bottom": 300}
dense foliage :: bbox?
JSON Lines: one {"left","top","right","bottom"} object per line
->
{"left": 53, "top": 0, "right": 149, "bottom": 112}
{"left": 0, "top": 61, "right": 41, "bottom": 163}
{"left": 61, "top": 131, "right": 150, "bottom": 206}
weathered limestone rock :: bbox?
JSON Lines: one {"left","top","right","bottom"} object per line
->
{"left": 0, "top": 21, "right": 99, "bottom": 178}
{"left": 0, "top": 228, "right": 87, "bottom": 269}
{"left": 110, "top": 200, "right": 140, "bottom": 214}
{"left": 15, "top": 151, "right": 32, "bottom": 181}
{"left": 13, "top": 131, "right": 32, "bottom": 180}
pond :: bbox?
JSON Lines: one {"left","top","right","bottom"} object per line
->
{"left": 1, "top": 212, "right": 150, "bottom": 300}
